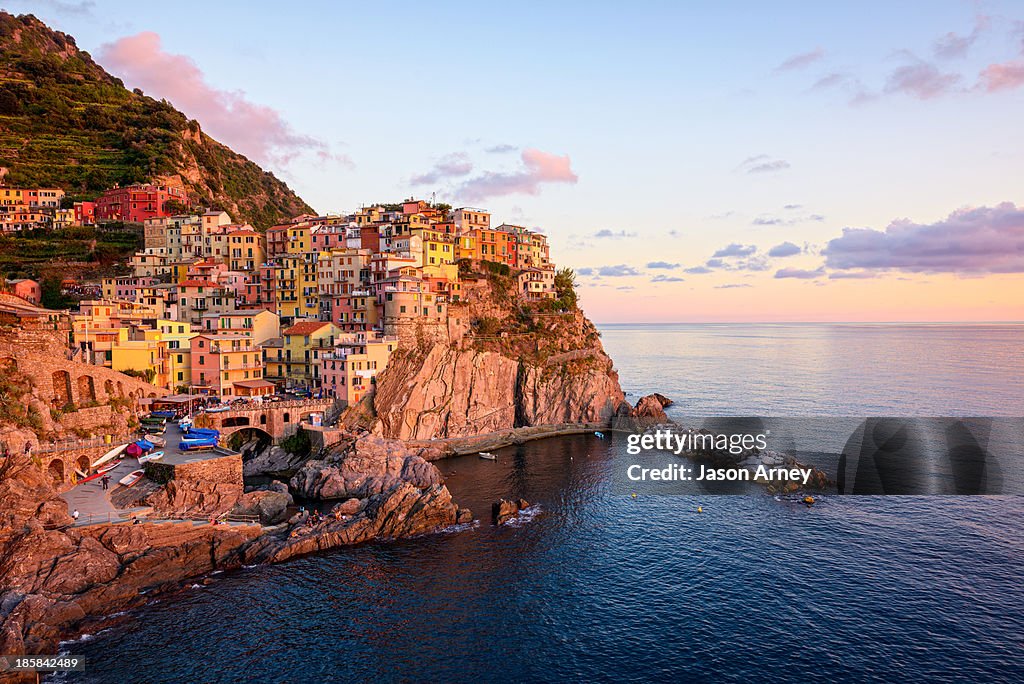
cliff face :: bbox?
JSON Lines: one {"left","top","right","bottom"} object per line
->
{"left": 359, "top": 274, "right": 627, "bottom": 441}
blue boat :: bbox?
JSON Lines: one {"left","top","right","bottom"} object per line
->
{"left": 594, "top": 431, "right": 606, "bottom": 439}
{"left": 135, "top": 439, "right": 155, "bottom": 451}
{"left": 179, "top": 438, "right": 217, "bottom": 451}
{"left": 185, "top": 428, "right": 220, "bottom": 438}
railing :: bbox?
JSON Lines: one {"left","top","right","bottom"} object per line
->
{"left": 33, "top": 434, "right": 133, "bottom": 455}
{"left": 60, "top": 510, "right": 261, "bottom": 528}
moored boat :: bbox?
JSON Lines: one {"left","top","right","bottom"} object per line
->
{"left": 79, "top": 461, "right": 120, "bottom": 484}
{"left": 478, "top": 452, "right": 497, "bottom": 460}
{"left": 139, "top": 451, "right": 164, "bottom": 464}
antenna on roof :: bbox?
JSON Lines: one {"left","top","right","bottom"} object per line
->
{"left": 431, "top": 191, "right": 436, "bottom": 207}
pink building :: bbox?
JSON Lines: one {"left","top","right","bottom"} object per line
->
{"left": 189, "top": 333, "right": 268, "bottom": 399}
{"left": 5, "top": 279, "right": 41, "bottom": 305}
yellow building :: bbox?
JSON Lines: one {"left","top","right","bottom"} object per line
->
{"left": 275, "top": 254, "right": 319, "bottom": 320}
{"left": 278, "top": 320, "right": 341, "bottom": 389}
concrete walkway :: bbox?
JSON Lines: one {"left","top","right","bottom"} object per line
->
{"left": 59, "top": 421, "right": 237, "bottom": 527}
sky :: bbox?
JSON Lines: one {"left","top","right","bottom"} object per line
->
{"left": 7, "top": 0, "right": 1024, "bottom": 322}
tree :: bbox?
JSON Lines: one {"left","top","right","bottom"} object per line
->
{"left": 554, "top": 267, "right": 578, "bottom": 310}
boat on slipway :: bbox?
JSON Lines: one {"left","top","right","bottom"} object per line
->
{"left": 91, "top": 443, "right": 128, "bottom": 469}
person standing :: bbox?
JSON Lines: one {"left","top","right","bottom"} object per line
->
{"left": 72, "top": 509, "right": 80, "bottom": 521}
{"left": 101, "top": 474, "right": 110, "bottom": 490}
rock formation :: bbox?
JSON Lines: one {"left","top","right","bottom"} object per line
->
{"left": 492, "top": 498, "right": 531, "bottom": 525}
{"left": 352, "top": 274, "right": 628, "bottom": 441}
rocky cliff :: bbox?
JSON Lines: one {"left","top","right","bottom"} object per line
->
{"left": 353, "top": 272, "right": 627, "bottom": 441}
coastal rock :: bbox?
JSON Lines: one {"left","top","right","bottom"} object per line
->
{"left": 230, "top": 490, "right": 292, "bottom": 526}
{"left": 243, "top": 444, "right": 307, "bottom": 477}
{"left": 631, "top": 393, "right": 673, "bottom": 423}
{"left": 330, "top": 498, "right": 363, "bottom": 516}
{"left": 492, "top": 498, "right": 530, "bottom": 525}
{"left": 246, "top": 482, "right": 470, "bottom": 564}
{"left": 145, "top": 479, "right": 244, "bottom": 518}
{"left": 290, "top": 434, "right": 442, "bottom": 500}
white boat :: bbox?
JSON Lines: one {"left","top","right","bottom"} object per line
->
{"left": 119, "top": 469, "right": 145, "bottom": 487}
{"left": 205, "top": 405, "right": 230, "bottom": 413}
{"left": 478, "top": 452, "right": 497, "bottom": 460}
{"left": 91, "top": 443, "right": 127, "bottom": 469}
{"left": 146, "top": 435, "right": 166, "bottom": 448}
{"left": 139, "top": 451, "right": 164, "bottom": 464}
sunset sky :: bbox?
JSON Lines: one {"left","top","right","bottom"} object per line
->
{"left": 12, "top": 0, "right": 1024, "bottom": 322}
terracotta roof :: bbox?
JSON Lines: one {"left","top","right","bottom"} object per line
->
{"left": 233, "top": 379, "right": 276, "bottom": 388}
{"left": 283, "top": 320, "right": 331, "bottom": 336}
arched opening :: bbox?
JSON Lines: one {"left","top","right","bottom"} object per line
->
{"left": 283, "top": 412, "right": 290, "bottom": 423}
{"left": 116, "top": 381, "right": 124, "bottom": 398}
{"left": 223, "top": 416, "right": 251, "bottom": 428}
{"left": 47, "top": 458, "right": 65, "bottom": 485}
{"left": 52, "top": 370, "right": 72, "bottom": 406}
{"left": 147, "top": 392, "right": 156, "bottom": 398}
{"left": 76, "top": 455, "right": 90, "bottom": 478}
{"left": 260, "top": 414, "right": 267, "bottom": 425}
{"left": 104, "top": 379, "right": 115, "bottom": 398}
{"left": 78, "top": 375, "right": 96, "bottom": 404}
{"left": 228, "top": 427, "right": 274, "bottom": 460}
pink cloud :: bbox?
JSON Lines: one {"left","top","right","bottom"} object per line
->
{"left": 456, "top": 148, "right": 578, "bottom": 202}
{"left": 884, "top": 62, "right": 960, "bottom": 99}
{"left": 97, "top": 32, "right": 341, "bottom": 169}
{"left": 979, "top": 60, "right": 1024, "bottom": 91}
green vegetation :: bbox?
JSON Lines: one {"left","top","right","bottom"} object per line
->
{"left": 0, "top": 225, "right": 140, "bottom": 281}
{"left": 553, "top": 267, "right": 579, "bottom": 311}
{"left": 0, "top": 12, "right": 313, "bottom": 229}
{"left": 120, "top": 368, "right": 156, "bottom": 383}
{"left": 0, "top": 370, "right": 44, "bottom": 435}
{"left": 280, "top": 427, "right": 311, "bottom": 456}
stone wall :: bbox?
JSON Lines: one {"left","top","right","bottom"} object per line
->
{"left": 146, "top": 453, "right": 243, "bottom": 487}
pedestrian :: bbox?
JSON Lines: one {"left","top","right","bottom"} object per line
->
{"left": 101, "top": 474, "right": 110, "bottom": 490}
{"left": 72, "top": 509, "right": 80, "bottom": 521}
{"left": 23, "top": 441, "right": 31, "bottom": 457}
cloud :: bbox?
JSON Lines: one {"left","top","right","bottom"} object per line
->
{"left": 768, "top": 241, "right": 802, "bottom": 257}
{"left": 456, "top": 148, "right": 578, "bottom": 202}
{"left": 933, "top": 15, "right": 990, "bottom": 59}
{"left": 594, "top": 229, "right": 637, "bottom": 239}
{"left": 98, "top": 32, "right": 339, "bottom": 169}
{"left": 485, "top": 144, "right": 518, "bottom": 154}
{"left": 712, "top": 243, "right": 757, "bottom": 258}
{"left": 828, "top": 271, "right": 879, "bottom": 279}
{"left": 579, "top": 264, "right": 640, "bottom": 278}
{"left": 775, "top": 267, "right": 826, "bottom": 279}
{"left": 409, "top": 153, "right": 473, "bottom": 185}
{"left": 684, "top": 266, "right": 713, "bottom": 274}
{"left": 776, "top": 48, "right": 825, "bottom": 72}
{"left": 753, "top": 217, "right": 783, "bottom": 226}
{"left": 810, "top": 72, "right": 849, "bottom": 91}
{"left": 650, "top": 274, "right": 684, "bottom": 283}
{"left": 20, "top": 0, "right": 95, "bottom": 15}
{"left": 715, "top": 283, "right": 752, "bottom": 289}
{"left": 783, "top": 204, "right": 803, "bottom": 210}
{"left": 647, "top": 261, "right": 680, "bottom": 269}
{"left": 747, "top": 159, "right": 790, "bottom": 174}
{"left": 822, "top": 202, "right": 1024, "bottom": 274}
{"left": 884, "top": 62, "right": 960, "bottom": 99}
{"left": 705, "top": 258, "right": 726, "bottom": 269}
{"left": 979, "top": 61, "right": 1024, "bottom": 91}
{"left": 616, "top": 286, "right": 635, "bottom": 291}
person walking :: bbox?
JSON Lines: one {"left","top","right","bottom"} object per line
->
{"left": 101, "top": 474, "right": 110, "bottom": 490}
{"left": 72, "top": 509, "right": 80, "bottom": 521}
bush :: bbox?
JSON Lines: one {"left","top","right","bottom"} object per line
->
{"left": 280, "top": 427, "right": 311, "bottom": 456}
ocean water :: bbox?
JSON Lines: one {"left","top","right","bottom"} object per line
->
{"left": 65, "top": 325, "right": 1024, "bottom": 683}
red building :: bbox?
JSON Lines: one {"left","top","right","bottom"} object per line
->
{"left": 74, "top": 201, "right": 96, "bottom": 225}
{"left": 95, "top": 184, "right": 190, "bottom": 223}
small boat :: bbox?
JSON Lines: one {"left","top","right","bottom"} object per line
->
{"left": 135, "top": 438, "right": 155, "bottom": 452}
{"left": 185, "top": 428, "right": 220, "bottom": 438}
{"left": 205, "top": 405, "right": 231, "bottom": 413}
{"left": 594, "top": 431, "right": 606, "bottom": 439}
{"left": 119, "top": 469, "right": 145, "bottom": 487}
{"left": 91, "top": 443, "right": 128, "bottom": 469}
{"left": 78, "top": 461, "right": 120, "bottom": 484}
{"left": 179, "top": 438, "right": 217, "bottom": 451}
{"left": 140, "top": 423, "right": 166, "bottom": 435}
{"left": 146, "top": 435, "right": 166, "bottom": 447}
{"left": 139, "top": 451, "right": 164, "bottom": 464}
{"left": 140, "top": 416, "right": 166, "bottom": 426}
{"left": 478, "top": 452, "right": 497, "bottom": 460}
{"left": 149, "top": 410, "right": 177, "bottom": 419}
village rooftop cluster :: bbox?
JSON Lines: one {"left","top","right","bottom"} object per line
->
{"left": 0, "top": 183, "right": 558, "bottom": 406}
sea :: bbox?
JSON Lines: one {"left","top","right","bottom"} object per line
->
{"left": 63, "top": 324, "right": 1024, "bottom": 683}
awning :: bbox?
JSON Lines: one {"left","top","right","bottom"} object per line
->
{"left": 233, "top": 380, "right": 276, "bottom": 389}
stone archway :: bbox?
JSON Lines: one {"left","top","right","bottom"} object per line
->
{"left": 47, "top": 458, "right": 65, "bottom": 485}
{"left": 78, "top": 375, "right": 96, "bottom": 404}
{"left": 75, "top": 455, "right": 90, "bottom": 478}
{"left": 52, "top": 370, "right": 72, "bottom": 407}
{"left": 104, "top": 379, "right": 115, "bottom": 398}
{"left": 116, "top": 381, "right": 124, "bottom": 398}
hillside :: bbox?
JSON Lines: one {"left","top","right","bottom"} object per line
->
{"left": 0, "top": 12, "right": 314, "bottom": 229}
